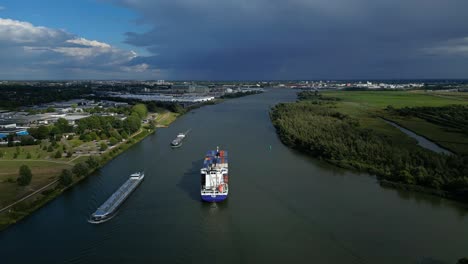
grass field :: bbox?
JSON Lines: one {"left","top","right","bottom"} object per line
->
{"left": 154, "top": 111, "right": 179, "bottom": 127}
{"left": 322, "top": 90, "right": 468, "bottom": 154}
{"left": 0, "top": 160, "right": 72, "bottom": 207}
{"left": 323, "top": 90, "right": 468, "bottom": 108}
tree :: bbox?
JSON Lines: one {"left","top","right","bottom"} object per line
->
{"left": 109, "top": 137, "right": 119, "bottom": 146}
{"left": 110, "top": 130, "right": 122, "bottom": 141}
{"left": 49, "top": 125, "right": 62, "bottom": 137}
{"left": 18, "top": 165, "right": 32, "bottom": 186}
{"left": 56, "top": 118, "right": 72, "bottom": 133}
{"left": 123, "top": 115, "right": 141, "bottom": 134}
{"left": 100, "top": 142, "right": 108, "bottom": 151}
{"left": 47, "top": 145, "right": 54, "bottom": 152}
{"left": 59, "top": 169, "right": 73, "bottom": 186}
{"left": 26, "top": 152, "right": 32, "bottom": 159}
{"left": 86, "top": 156, "right": 100, "bottom": 169}
{"left": 37, "top": 126, "right": 49, "bottom": 140}
{"left": 20, "top": 135, "right": 36, "bottom": 146}
{"left": 131, "top": 104, "right": 148, "bottom": 120}
{"left": 89, "top": 132, "right": 99, "bottom": 141}
{"left": 100, "top": 132, "right": 108, "bottom": 140}
{"left": 54, "top": 150, "right": 62, "bottom": 158}
{"left": 46, "top": 107, "right": 55, "bottom": 113}
{"left": 149, "top": 120, "right": 156, "bottom": 129}
{"left": 72, "top": 162, "right": 89, "bottom": 177}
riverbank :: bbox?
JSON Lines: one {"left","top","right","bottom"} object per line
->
{"left": 270, "top": 90, "right": 468, "bottom": 204}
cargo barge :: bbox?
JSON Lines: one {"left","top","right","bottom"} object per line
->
{"left": 171, "top": 129, "right": 191, "bottom": 148}
{"left": 200, "top": 147, "right": 228, "bottom": 202}
{"left": 88, "top": 172, "right": 144, "bottom": 224}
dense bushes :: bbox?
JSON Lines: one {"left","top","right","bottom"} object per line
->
{"left": 270, "top": 95, "right": 468, "bottom": 200}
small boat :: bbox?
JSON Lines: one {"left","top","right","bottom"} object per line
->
{"left": 88, "top": 172, "right": 144, "bottom": 224}
{"left": 171, "top": 133, "right": 186, "bottom": 148}
{"left": 171, "top": 129, "right": 191, "bottom": 148}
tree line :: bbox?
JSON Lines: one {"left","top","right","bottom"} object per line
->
{"left": 25, "top": 104, "right": 147, "bottom": 145}
{"left": 0, "top": 85, "right": 92, "bottom": 109}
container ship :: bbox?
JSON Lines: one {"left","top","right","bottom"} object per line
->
{"left": 200, "top": 147, "right": 228, "bottom": 202}
{"left": 89, "top": 172, "right": 144, "bottom": 224}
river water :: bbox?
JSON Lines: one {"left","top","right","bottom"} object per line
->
{"left": 1, "top": 89, "right": 467, "bottom": 264}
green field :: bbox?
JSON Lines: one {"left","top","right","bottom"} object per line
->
{"left": 154, "top": 111, "right": 179, "bottom": 127}
{"left": 323, "top": 90, "right": 468, "bottom": 108}
{"left": 322, "top": 90, "right": 468, "bottom": 154}
{"left": 0, "top": 160, "right": 72, "bottom": 207}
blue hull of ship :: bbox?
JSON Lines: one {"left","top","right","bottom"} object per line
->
{"left": 201, "top": 194, "right": 228, "bottom": 202}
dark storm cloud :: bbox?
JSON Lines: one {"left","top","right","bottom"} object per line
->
{"left": 110, "top": 0, "right": 468, "bottom": 79}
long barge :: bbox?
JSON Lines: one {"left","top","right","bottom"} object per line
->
{"left": 88, "top": 172, "right": 144, "bottom": 224}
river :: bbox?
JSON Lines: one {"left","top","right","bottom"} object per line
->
{"left": 1, "top": 89, "right": 467, "bottom": 264}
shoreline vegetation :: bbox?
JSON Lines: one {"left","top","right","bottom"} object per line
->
{"left": 270, "top": 90, "right": 468, "bottom": 204}
{"left": 0, "top": 90, "right": 262, "bottom": 231}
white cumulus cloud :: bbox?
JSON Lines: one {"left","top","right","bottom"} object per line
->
{"left": 0, "top": 18, "right": 155, "bottom": 79}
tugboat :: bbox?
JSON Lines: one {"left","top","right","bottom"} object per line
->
{"left": 200, "top": 147, "right": 228, "bottom": 202}
{"left": 89, "top": 172, "right": 144, "bottom": 224}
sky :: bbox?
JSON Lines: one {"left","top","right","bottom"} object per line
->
{"left": 0, "top": 0, "right": 467, "bottom": 80}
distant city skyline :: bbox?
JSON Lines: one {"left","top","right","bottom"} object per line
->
{"left": 1, "top": 0, "right": 468, "bottom": 80}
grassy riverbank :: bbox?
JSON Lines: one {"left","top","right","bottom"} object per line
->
{"left": 270, "top": 90, "right": 468, "bottom": 203}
